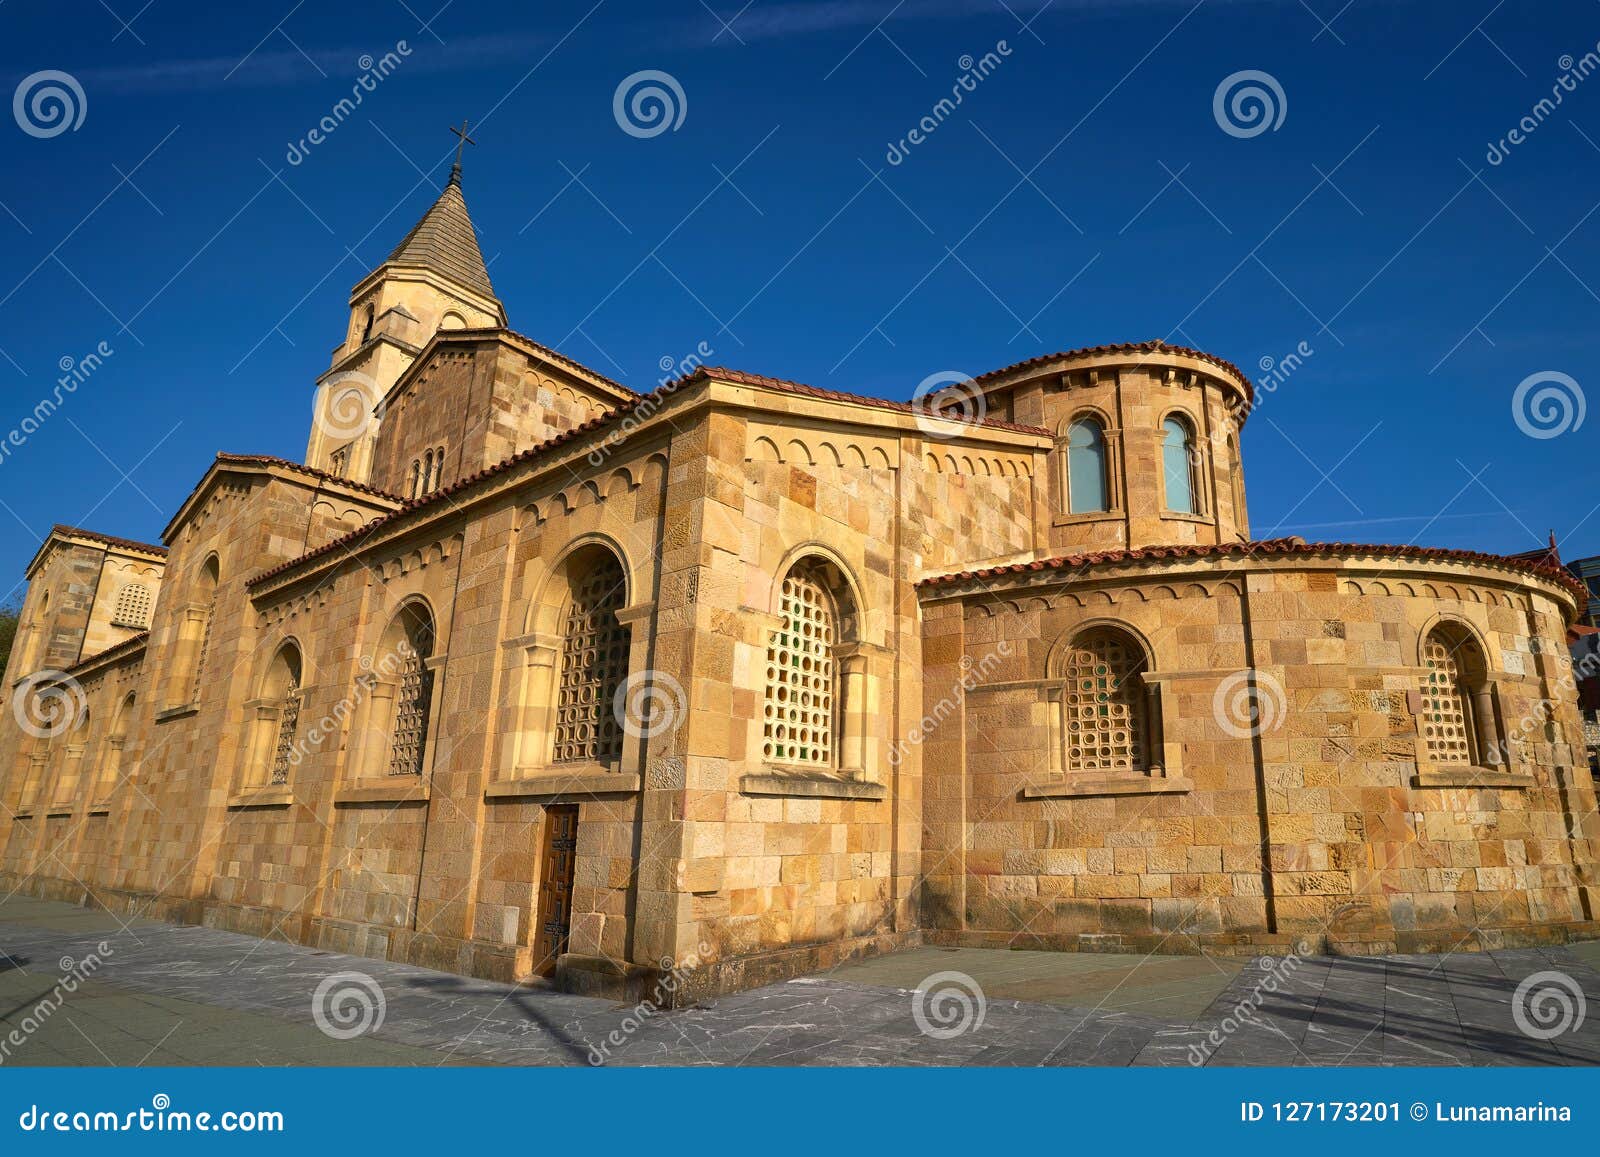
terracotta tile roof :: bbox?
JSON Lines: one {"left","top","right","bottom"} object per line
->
{"left": 690, "top": 366, "right": 1052, "bottom": 435}
{"left": 916, "top": 537, "right": 1589, "bottom": 604}
{"left": 214, "top": 453, "right": 402, "bottom": 502}
{"left": 973, "top": 340, "right": 1254, "bottom": 401}
{"left": 50, "top": 525, "right": 167, "bottom": 557}
{"left": 246, "top": 408, "right": 626, "bottom": 588}
{"left": 67, "top": 631, "right": 149, "bottom": 674}
{"left": 381, "top": 174, "right": 495, "bottom": 299}
{"left": 247, "top": 367, "right": 1050, "bottom": 590}
{"left": 500, "top": 329, "right": 637, "bottom": 400}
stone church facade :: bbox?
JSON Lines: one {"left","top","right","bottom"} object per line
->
{"left": 3, "top": 169, "right": 1596, "bottom": 1003}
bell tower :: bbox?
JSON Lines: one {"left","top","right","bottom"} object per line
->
{"left": 305, "top": 124, "right": 506, "bottom": 484}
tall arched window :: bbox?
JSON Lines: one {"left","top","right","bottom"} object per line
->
{"left": 94, "top": 692, "right": 135, "bottom": 803}
{"left": 552, "top": 551, "right": 628, "bottom": 766}
{"left": 18, "top": 590, "right": 49, "bottom": 674}
{"left": 1057, "top": 627, "right": 1150, "bottom": 774}
{"left": 360, "top": 303, "right": 375, "bottom": 343}
{"left": 1065, "top": 416, "right": 1110, "bottom": 514}
{"left": 408, "top": 459, "right": 422, "bottom": 499}
{"left": 1420, "top": 625, "right": 1497, "bottom": 767}
{"left": 386, "top": 604, "right": 436, "bottom": 776}
{"left": 763, "top": 558, "right": 861, "bottom": 770}
{"left": 1161, "top": 415, "right": 1200, "bottom": 515}
{"left": 1227, "top": 434, "right": 1245, "bottom": 526}
{"left": 171, "top": 555, "right": 219, "bottom": 707}
{"left": 249, "top": 644, "right": 303, "bottom": 787}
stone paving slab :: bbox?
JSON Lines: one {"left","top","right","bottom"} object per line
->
{"left": 1, "top": 897, "right": 1597, "bottom": 1067}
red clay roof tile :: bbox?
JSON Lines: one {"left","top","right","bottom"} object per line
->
{"left": 916, "top": 537, "right": 1589, "bottom": 607}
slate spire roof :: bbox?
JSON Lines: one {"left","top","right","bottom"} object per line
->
{"left": 381, "top": 168, "right": 496, "bottom": 299}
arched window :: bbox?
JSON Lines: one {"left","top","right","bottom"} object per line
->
{"left": 763, "top": 559, "right": 859, "bottom": 769}
{"left": 1057, "top": 627, "right": 1150, "bottom": 774}
{"left": 386, "top": 604, "right": 436, "bottom": 776}
{"left": 422, "top": 445, "right": 445, "bottom": 493}
{"left": 172, "top": 555, "right": 220, "bottom": 707}
{"left": 552, "top": 551, "right": 628, "bottom": 766}
{"left": 360, "top": 304, "right": 375, "bottom": 343}
{"left": 250, "top": 644, "right": 303, "bottom": 787}
{"left": 408, "top": 459, "right": 422, "bottom": 499}
{"left": 1161, "top": 415, "right": 1200, "bottom": 515}
{"left": 19, "top": 589, "right": 49, "bottom": 674}
{"left": 111, "top": 582, "right": 153, "bottom": 629}
{"left": 1227, "top": 434, "right": 1245, "bottom": 526}
{"left": 1420, "top": 625, "right": 1497, "bottom": 767}
{"left": 1064, "top": 416, "right": 1111, "bottom": 514}
{"left": 94, "top": 692, "right": 135, "bottom": 803}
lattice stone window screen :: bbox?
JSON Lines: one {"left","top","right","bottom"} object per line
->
{"left": 387, "top": 646, "right": 434, "bottom": 776}
{"left": 111, "top": 583, "right": 152, "bottom": 629}
{"left": 763, "top": 567, "right": 837, "bottom": 767}
{"left": 1062, "top": 630, "right": 1147, "bottom": 773}
{"left": 552, "top": 555, "right": 628, "bottom": 765}
{"left": 189, "top": 602, "right": 215, "bottom": 705}
{"left": 269, "top": 681, "right": 302, "bottom": 786}
{"left": 1421, "top": 634, "right": 1474, "bottom": 764}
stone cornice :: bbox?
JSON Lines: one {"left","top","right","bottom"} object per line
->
{"left": 917, "top": 538, "right": 1585, "bottom": 619}
{"left": 24, "top": 525, "right": 168, "bottom": 579}
{"left": 971, "top": 340, "right": 1254, "bottom": 409}
{"left": 161, "top": 454, "right": 402, "bottom": 545}
{"left": 245, "top": 370, "right": 1052, "bottom": 598}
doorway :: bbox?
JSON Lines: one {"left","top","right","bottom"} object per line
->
{"left": 533, "top": 804, "right": 579, "bottom": 976}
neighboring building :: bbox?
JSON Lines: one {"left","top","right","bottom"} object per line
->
{"left": 1571, "top": 625, "right": 1600, "bottom": 773}
{"left": 2, "top": 165, "right": 1596, "bottom": 1004}
{"left": 1568, "top": 554, "right": 1600, "bottom": 628}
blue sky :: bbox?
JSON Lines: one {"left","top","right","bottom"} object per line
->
{"left": 1, "top": 0, "right": 1598, "bottom": 595}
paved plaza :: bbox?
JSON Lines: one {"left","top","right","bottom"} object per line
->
{"left": 1, "top": 896, "right": 1597, "bottom": 1067}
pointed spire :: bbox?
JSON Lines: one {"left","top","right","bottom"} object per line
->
{"left": 381, "top": 164, "right": 495, "bottom": 300}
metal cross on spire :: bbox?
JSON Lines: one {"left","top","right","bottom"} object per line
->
{"left": 448, "top": 119, "right": 475, "bottom": 183}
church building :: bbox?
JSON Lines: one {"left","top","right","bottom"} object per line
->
{"left": 3, "top": 160, "right": 1595, "bottom": 1004}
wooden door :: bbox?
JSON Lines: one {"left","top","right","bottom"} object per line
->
{"left": 533, "top": 804, "right": 579, "bottom": 976}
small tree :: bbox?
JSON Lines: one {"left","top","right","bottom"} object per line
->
{"left": 0, "top": 597, "right": 18, "bottom": 676}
